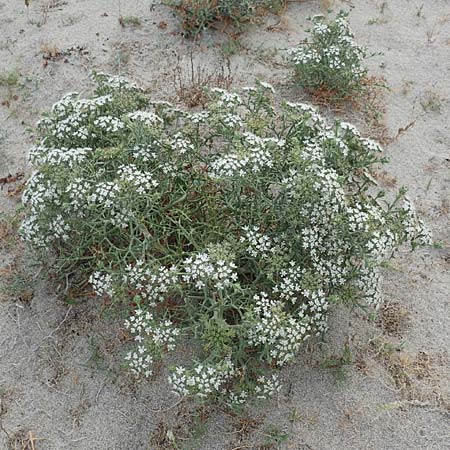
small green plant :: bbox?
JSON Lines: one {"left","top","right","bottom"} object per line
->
{"left": 416, "top": 4, "right": 424, "bottom": 18}
{"left": 288, "top": 12, "right": 372, "bottom": 100}
{"left": 220, "top": 38, "right": 242, "bottom": 58}
{"left": 0, "top": 70, "right": 36, "bottom": 110}
{"left": 262, "top": 425, "right": 290, "bottom": 448}
{"left": 165, "top": 0, "right": 285, "bottom": 37}
{"left": 20, "top": 74, "right": 431, "bottom": 405}
{"left": 0, "top": 265, "right": 34, "bottom": 303}
{"left": 119, "top": 15, "right": 142, "bottom": 28}
{"left": 321, "top": 342, "right": 353, "bottom": 381}
{"left": 0, "top": 70, "right": 20, "bottom": 88}
{"left": 111, "top": 43, "right": 132, "bottom": 72}
{"left": 420, "top": 90, "right": 444, "bottom": 113}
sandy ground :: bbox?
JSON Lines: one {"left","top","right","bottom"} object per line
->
{"left": 1, "top": 0, "right": 449, "bottom": 449}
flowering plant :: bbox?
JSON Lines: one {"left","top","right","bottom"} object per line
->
{"left": 288, "top": 12, "right": 370, "bottom": 99}
{"left": 21, "top": 73, "right": 430, "bottom": 404}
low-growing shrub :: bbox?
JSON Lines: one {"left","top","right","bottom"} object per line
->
{"left": 288, "top": 11, "right": 372, "bottom": 99}
{"left": 21, "top": 73, "right": 430, "bottom": 405}
{"left": 165, "top": 0, "right": 285, "bottom": 37}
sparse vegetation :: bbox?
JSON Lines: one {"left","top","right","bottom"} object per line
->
{"left": 376, "top": 301, "right": 410, "bottom": 336}
{"left": 321, "top": 341, "right": 354, "bottom": 381}
{"left": 40, "top": 42, "right": 62, "bottom": 61}
{"left": 261, "top": 424, "right": 289, "bottom": 448}
{"left": 0, "top": 69, "right": 35, "bottom": 110}
{"left": 164, "top": 0, "right": 286, "bottom": 37}
{"left": 0, "top": 70, "right": 20, "bottom": 88}
{"left": 111, "top": 43, "right": 132, "bottom": 72}
{"left": 119, "top": 15, "right": 142, "bottom": 28}
{"left": 172, "top": 52, "right": 233, "bottom": 107}
{"left": 420, "top": 90, "right": 445, "bottom": 113}
{"left": 0, "top": 262, "right": 34, "bottom": 304}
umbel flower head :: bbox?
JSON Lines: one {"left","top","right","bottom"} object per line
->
{"left": 21, "top": 73, "right": 431, "bottom": 404}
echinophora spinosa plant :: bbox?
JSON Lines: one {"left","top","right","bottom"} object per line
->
{"left": 288, "top": 11, "right": 373, "bottom": 99}
{"left": 21, "top": 73, "right": 431, "bottom": 405}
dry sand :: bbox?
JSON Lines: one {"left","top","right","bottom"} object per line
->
{"left": 0, "top": 0, "right": 449, "bottom": 449}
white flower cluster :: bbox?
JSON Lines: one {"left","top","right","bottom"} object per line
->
{"left": 210, "top": 136, "right": 276, "bottom": 178}
{"left": 49, "top": 214, "right": 70, "bottom": 241}
{"left": 44, "top": 99, "right": 91, "bottom": 142}
{"left": 125, "top": 346, "right": 153, "bottom": 378}
{"left": 273, "top": 262, "right": 305, "bottom": 304}
{"left": 170, "top": 134, "right": 194, "bottom": 154}
{"left": 190, "top": 111, "right": 210, "bottom": 124}
{"left": 284, "top": 101, "right": 317, "bottom": 114}
{"left": 19, "top": 172, "right": 69, "bottom": 247}
{"left": 356, "top": 264, "right": 382, "bottom": 308}
{"left": 402, "top": 198, "right": 433, "bottom": 245}
{"left": 299, "top": 288, "right": 329, "bottom": 335}
{"left": 183, "top": 252, "right": 238, "bottom": 290}
{"left": 209, "top": 152, "right": 252, "bottom": 178}
{"left": 88, "top": 181, "right": 120, "bottom": 208}
{"left": 247, "top": 292, "right": 311, "bottom": 366}
{"left": 226, "top": 390, "right": 249, "bottom": 407}
{"left": 221, "top": 113, "right": 243, "bottom": 129}
{"left": 130, "top": 144, "right": 157, "bottom": 162}
{"left": 124, "top": 260, "right": 178, "bottom": 305}
{"left": 243, "top": 132, "right": 286, "bottom": 150}
{"left": 366, "top": 230, "right": 397, "bottom": 257}
{"left": 54, "top": 117, "right": 90, "bottom": 141}
{"left": 28, "top": 146, "right": 93, "bottom": 168}
{"left": 118, "top": 164, "right": 159, "bottom": 194}
{"left": 287, "top": 46, "right": 321, "bottom": 65}
{"left": 339, "top": 121, "right": 361, "bottom": 137}
{"left": 66, "top": 178, "right": 91, "bottom": 211}
{"left": 22, "top": 172, "right": 60, "bottom": 213}
{"left": 38, "top": 74, "right": 144, "bottom": 148}
{"left": 169, "top": 360, "right": 235, "bottom": 399}
{"left": 95, "top": 72, "right": 143, "bottom": 92}
{"left": 152, "top": 320, "right": 180, "bottom": 350}
{"left": 283, "top": 101, "right": 327, "bottom": 132}
{"left": 127, "top": 111, "right": 163, "bottom": 127}
{"left": 312, "top": 256, "right": 348, "bottom": 287}
{"left": 124, "top": 308, "right": 153, "bottom": 337}
{"left": 124, "top": 309, "right": 180, "bottom": 377}
{"left": 240, "top": 226, "right": 277, "bottom": 259}
{"left": 89, "top": 271, "right": 114, "bottom": 297}
{"left": 159, "top": 162, "right": 177, "bottom": 177}
{"left": 50, "top": 91, "right": 79, "bottom": 117}
{"left": 78, "top": 94, "right": 114, "bottom": 111}
{"left": 255, "top": 374, "right": 281, "bottom": 399}
{"left": 209, "top": 132, "right": 284, "bottom": 178}
{"left": 210, "top": 88, "right": 242, "bottom": 109}
{"left": 313, "top": 22, "right": 329, "bottom": 36}
{"left": 361, "top": 138, "right": 383, "bottom": 153}
{"left": 347, "top": 203, "right": 371, "bottom": 232}
{"left": 93, "top": 115, "right": 125, "bottom": 133}
{"left": 19, "top": 214, "right": 49, "bottom": 248}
